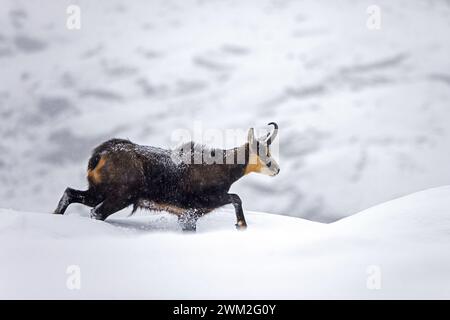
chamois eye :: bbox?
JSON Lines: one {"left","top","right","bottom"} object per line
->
{"left": 266, "top": 161, "right": 272, "bottom": 167}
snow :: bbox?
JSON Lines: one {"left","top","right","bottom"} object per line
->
{"left": 1, "top": 0, "right": 450, "bottom": 222}
{"left": 2, "top": 186, "right": 450, "bottom": 299}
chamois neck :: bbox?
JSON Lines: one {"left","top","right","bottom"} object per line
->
{"left": 224, "top": 143, "right": 250, "bottom": 182}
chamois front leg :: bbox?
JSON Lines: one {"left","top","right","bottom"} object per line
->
{"left": 178, "top": 209, "right": 199, "bottom": 232}
{"left": 228, "top": 194, "right": 247, "bottom": 230}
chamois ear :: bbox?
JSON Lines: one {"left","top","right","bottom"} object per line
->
{"left": 248, "top": 128, "right": 255, "bottom": 146}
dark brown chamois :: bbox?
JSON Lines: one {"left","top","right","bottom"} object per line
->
{"left": 53, "top": 123, "right": 280, "bottom": 231}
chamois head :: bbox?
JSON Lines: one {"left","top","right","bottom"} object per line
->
{"left": 246, "top": 122, "right": 280, "bottom": 176}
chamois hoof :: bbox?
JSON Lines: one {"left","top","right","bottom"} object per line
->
{"left": 90, "top": 209, "right": 104, "bottom": 220}
{"left": 235, "top": 221, "right": 247, "bottom": 230}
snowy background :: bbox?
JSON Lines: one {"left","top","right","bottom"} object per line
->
{"left": 2, "top": 186, "right": 450, "bottom": 299}
{"left": 1, "top": 0, "right": 450, "bottom": 222}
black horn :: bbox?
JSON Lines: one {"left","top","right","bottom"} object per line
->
{"left": 266, "top": 122, "right": 278, "bottom": 145}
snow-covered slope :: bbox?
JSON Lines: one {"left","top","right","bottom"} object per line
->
{"left": 1, "top": 186, "right": 450, "bottom": 299}
{"left": 1, "top": 0, "right": 450, "bottom": 222}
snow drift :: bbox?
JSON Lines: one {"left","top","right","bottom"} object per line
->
{"left": 1, "top": 186, "right": 450, "bottom": 299}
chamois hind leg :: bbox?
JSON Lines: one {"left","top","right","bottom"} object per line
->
{"left": 90, "top": 196, "right": 131, "bottom": 221}
{"left": 53, "top": 188, "right": 102, "bottom": 215}
{"left": 178, "top": 209, "right": 200, "bottom": 232}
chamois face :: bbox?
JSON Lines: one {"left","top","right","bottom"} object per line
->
{"left": 246, "top": 125, "right": 280, "bottom": 177}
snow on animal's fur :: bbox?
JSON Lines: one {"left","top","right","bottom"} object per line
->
{"left": 54, "top": 123, "right": 280, "bottom": 231}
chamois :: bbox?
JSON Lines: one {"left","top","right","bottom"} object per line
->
{"left": 53, "top": 123, "right": 280, "bottom": 231}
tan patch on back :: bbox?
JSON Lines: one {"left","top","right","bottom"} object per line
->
{"left": 244, "top": 153, "right": 263, "bottom": 175}
{"left": 87, "top": 156, "right": 106, "bottom": 184}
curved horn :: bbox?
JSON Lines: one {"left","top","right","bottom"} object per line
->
{"left": 266, "top": 122, "right": 278, "bottom": 145}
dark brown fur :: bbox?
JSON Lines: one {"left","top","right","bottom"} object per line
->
{"left": 54, "top": 138, "right": 253, "bottom": 231}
